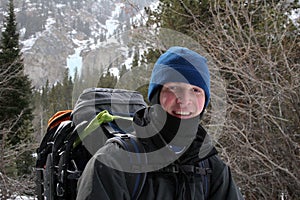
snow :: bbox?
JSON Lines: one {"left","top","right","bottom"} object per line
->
{"left": 109, "top": 67, "right": 120, "bottom": 77}
{"left": 66, "top": 38, "right": 91, "bottom": 78}
{"left": 123, "top": 50, "right": 134, "bottom": 69}
{"left": 65, "top": 2, "right": 131, "bottom": 77}
{"left": 105, "top": 19, "right": 119, "bottom": 37}
{"left": 9, "top": 196, "right": 35, "bottom": 200}
{"left": 20, "top": 35, "right": 38, "bottom": 52}
{"left": 56, "top": 4, "right": 66, "bottom": 9}
{"left": 45, "top": 17, "right": 56, "bottom": 30}
{"left": 67, "top": 47, "right": 83, "bottom": 78}
{"left": 105, "top": 3, "right": 124, "bottom": 37}
{"left": 19, "top": 27, "right": 26, "bottom": 38}
{"left": 290, "top": 8, "right": 300, "bottom": 27}
{"left": 18, "top": 0, "right": 155, "bottom": 81}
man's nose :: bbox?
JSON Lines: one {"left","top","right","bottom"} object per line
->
{"left": 176, "top": 90, "right": 191, "bottom": 104}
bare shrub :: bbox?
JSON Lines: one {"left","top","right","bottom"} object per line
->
{"left": 188, "top": 1, "right": 300, "bottom": 199}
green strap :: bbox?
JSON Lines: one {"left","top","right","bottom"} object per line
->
{"left": 73, "top": 110, "right": 133, "bottom": 148}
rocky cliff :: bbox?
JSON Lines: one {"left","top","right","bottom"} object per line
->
{"left": 0, "top": 0, "right": 155, "bottom": 89}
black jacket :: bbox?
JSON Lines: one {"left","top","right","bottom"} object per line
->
{"left": 76, "top": 105, "right": 244, "bottom": 200}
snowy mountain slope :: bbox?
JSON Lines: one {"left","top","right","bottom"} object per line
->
{"left": 0, "top": 0, "right": 156, "bottom": 88}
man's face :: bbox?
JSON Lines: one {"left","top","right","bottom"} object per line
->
{"left": 159, "top": 82, "right": 205, "bottom": 119}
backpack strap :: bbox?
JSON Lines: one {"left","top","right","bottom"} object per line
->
{"left": 199, "top": 159, "right": 212, "bottom": 199}
{"left": 73, "top": 110, "right": 133, "bottom": 148}
{"left": 156, "top": 160, "right": 212, "bottom": 199}
{"left": 104, "top": 128, "right": 147, "bottom": 200}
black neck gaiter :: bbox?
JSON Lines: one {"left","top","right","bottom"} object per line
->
{"left": 133, "top": 104, "right": 200, "bottom": 152}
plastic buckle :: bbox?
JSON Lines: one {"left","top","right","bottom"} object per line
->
{"left": 120, "top": 134, "right": 130, "bottom": 139}
{"left": 195, "top": 166, "right": 205, "bottom": 174}
{"left": 67, "top": 171, "right": 82, "bottom": 179}
{"left": 171, "top": 165, "right": 179, "bottom": 173}
{"left": 56, "top": 183, "right": 64, "bottom": 197}
{"left": 206, "top": 168, "right": 213, "bottom": 174}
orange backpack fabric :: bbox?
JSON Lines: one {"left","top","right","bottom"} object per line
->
{"left": 47, "top": 110, "right": 72, "bottom": 131}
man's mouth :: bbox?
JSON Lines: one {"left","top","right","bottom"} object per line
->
{"left": 173, "top": 111, "right": 191, "bottom": 116}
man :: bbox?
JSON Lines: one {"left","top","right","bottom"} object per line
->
{"left": 77, "top": 46, "right": 244, "bottom": 199}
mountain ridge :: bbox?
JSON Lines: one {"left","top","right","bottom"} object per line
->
{"left": 0, "top": 0, "right": 155, "bottom": 88}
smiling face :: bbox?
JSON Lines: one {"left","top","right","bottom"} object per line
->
{"left": 159, "top": 82, "right": 205, "bottom": 119}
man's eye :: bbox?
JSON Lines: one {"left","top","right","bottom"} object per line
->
{"left": 193, "top": 88, "right": 203, "bottom": 94}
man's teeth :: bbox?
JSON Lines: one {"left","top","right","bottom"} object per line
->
{"left": 175, "top": 111, "right": 190, "bottom": 116}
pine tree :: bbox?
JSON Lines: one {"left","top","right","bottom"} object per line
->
{"left": 119, "top": 64, "right": 129, "bottom": 78}
{"left": 97, "top": 68, "right": 117, "bottom": 88}
{"left": 132, "top": 48, "right": 139, "bottom": 68}
{"left": 0, "top": 1, "right": 34, "bottom": 192}
{"left": 145, "top": 0, "right": 212, "bottom": 37}
{"left": 0, "top": 0, "right": 33, "bottom": 146}
{"left": 61, "top": 68, "right": 74, "bottom": 109}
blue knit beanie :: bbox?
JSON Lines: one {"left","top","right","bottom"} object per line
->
{"left": 148, "top": 46, "right": 210, "bottom": 109}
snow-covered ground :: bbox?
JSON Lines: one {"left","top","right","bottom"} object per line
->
{"left": 9, "top": 196, "right": 35, "bottom": 200}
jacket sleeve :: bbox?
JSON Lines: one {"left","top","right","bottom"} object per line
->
{"left": 76, "top": 143, "right": 131, "bottom": 200}
{"left": 208, "top": 155, "right": 244, "bottom": 200}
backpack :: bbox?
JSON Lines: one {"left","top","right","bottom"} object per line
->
{"left": 35, "top": 87, "right": 212, "bottom": 200}
{"left": 35, "top": 88, "right": 148, "bottom": 200}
